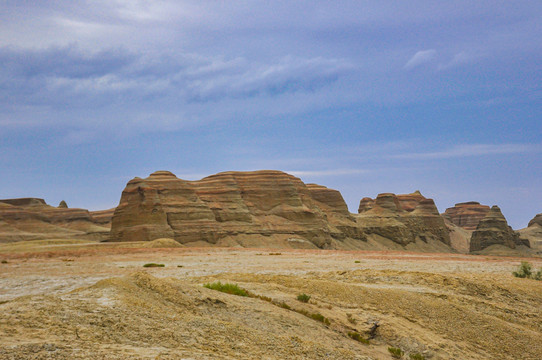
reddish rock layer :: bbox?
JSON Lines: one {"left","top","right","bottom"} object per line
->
{"left": 109, "top": 170, "right": 365, "bottom": 248}
{"left": 443, "top": 202, "right": 490, "bottom": 230}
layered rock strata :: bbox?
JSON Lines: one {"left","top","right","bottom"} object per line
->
{"left": 443, "top": 202, "right": 490, "bottom": 230}
{"left": 0, "top": 198, "right": 110, "bottom": 242}
{"left": 109, "top": 170, "right": 365, "bottom": 248}
{"left": 469, "top": 206, "right": 527, "bottom": 251}
{"left": 356, "top": 192, "right": 450, "bottom": 246}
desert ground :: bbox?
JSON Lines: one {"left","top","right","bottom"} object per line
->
{"left": 1, "top": 239, "right": 541, "bottom": 359}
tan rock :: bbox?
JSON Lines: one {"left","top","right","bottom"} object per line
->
{"left": 469, "top": 206, "right": 525, "bottom": 252}
{"left": 109, "top": 170, "right": 365, "bottom": 248}
{"left": 356, "top": 192, "right": 450, "bottom": 247}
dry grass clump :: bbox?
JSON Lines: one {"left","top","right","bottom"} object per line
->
{"left": 296, "top": 293, "right": 311, "bottom": 303}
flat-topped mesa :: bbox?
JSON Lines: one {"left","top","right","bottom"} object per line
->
{"left": 443, "top": 201, "right": 490, "bottom": 230}
{"left": 356, "top": 192, "right": 450, "bottom": 247}
{"left": 469, "top": 206, "right": 526, "bottom": 251}
{"left": 306, "top": 184, "right": 349, "bottom": 215}
{"left": 109, "top": 170, "right": 365, "bottom": 248}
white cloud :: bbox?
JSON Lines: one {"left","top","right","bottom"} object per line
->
{"left": 390, "top": 143, "right": 541, "bottom": 160}
{"left": 404, "top": 49, "right": 437, "bottom": 69}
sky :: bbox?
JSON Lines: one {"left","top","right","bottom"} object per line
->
{"left": 0, "top": 1, "right": 541, "bottom": 229}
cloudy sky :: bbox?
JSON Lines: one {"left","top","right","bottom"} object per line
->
{"left": 1, "top": 1, "right": 541, "bottom": 228}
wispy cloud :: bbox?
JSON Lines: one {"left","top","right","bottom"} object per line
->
{"left": 404, "top": 49, "right": 436, "bottom": 69}
{"left": 390, "top": 143, "right": 541, "bottom": 160}
{"left": 288, "top": 169, "right": 369, "bottom": 177}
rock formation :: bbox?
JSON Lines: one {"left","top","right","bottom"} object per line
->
{"left": 443, "top": 202, "right": 490, "bottom": 230}
{"left": 518, "top": 213, "right": 542, "bottom": 253}
{"left": 0, "top": 198, "right": 110, "bottom": 242}
{"left": 469, "top": 206, "right": 527, "bottom": 252}
{"left": 109, "top": 170, "right": 365, "bottom": 248}
{"left": 58, "top": 200, "right": 68, "bottom": 208}
{"left": 528, "top": 213, "right": 542, "bottom": 228}
{"left": 356, "top": 192, "right": 451, "bottom": 247}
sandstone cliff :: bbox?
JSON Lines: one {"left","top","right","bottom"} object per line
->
{"left": 0, "top": 198, "right": 110, "bottom": 242}
{"left": 109, "top": 170, "right": 365, "bottom": 248}
{"left": 469, "top": 206, "right": 527, "bottom": 252}
{"left": 356, "top": 192, "right": 451, "bottom": 248}
{"left": 442, "top": 202, "right": 490, "bottom": 230}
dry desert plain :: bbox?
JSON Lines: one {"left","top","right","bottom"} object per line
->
{"left": 1, "top": 239, "right": 541, "bottom": 360}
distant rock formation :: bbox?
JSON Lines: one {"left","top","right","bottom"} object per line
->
{"left": 90, "top": 208, "right": 115, "bottom": 226}
{"left": 518, "top": 213, "right": 542, "bottom": 253}
{"left": 356, "top": 192, "right": 450, "bottom": 247}
{"left": 469, "top": 206, "right": 527, "bottom": 252}
{"left": 443, "top": 202, "right": 490, "bottom": 230}
{"left": 109, "top": 170, "right": 365, "bottom": 248}
{"left": 58, "top": 200, "right": 68, "bottom": 208}
{"left": 0, "top": 198, "right": 110, "bottom": 243}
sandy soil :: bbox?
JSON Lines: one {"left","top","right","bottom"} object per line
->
{"left": 1, "top": 241, "right": 541, "bottom": 359}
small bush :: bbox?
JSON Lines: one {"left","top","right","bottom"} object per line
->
{"left": 409, "top": 353, "right": 425, "bottom": 360}
{"left": 534, "top": 269, "right": 542, "bottom": 281}
{"left": 513, "top": 261, "right": 532, "bottom": 278}
{"left": 346, "top": 313, "right": 357, "bottom": 324}
{"left": 143, "top": 263, "right": 164, "bottom": 267}
{"left": 354, "top": 260, "right": 361, "bottom": 263}
{"left": 297, "top": 293, "right": 311, "bottom": 303}
{"left": 348, "top": 331, "right": 370, "bottom": 344}
{"left": 388, "top": 347, "right": 404, "bottom": 359}
{"left": 1, "top": 260, "right": 7, "bottom": 264}
{"left": 269, "top": 252, "right": 282, "bottom": 255}
{"left": 203, "top": 281, "right": 249, "bottom": 297}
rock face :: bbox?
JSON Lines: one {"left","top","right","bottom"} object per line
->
{"left": 528, "top": 213, "right": 542, "bottom": 228}
{"left": 356, "top": 192, "right": 450, "bottom": 247}
{"left": 469, "top": 206, "right": 526, "bottom": 252}
{"left": 109, "top": 170, "right": 365, "bottom": 248}
{"left": 0, "top": 198, "right": 110, "bottom": 242}
{"left": 443, "top": 202, "right": 490, "bottom": 230}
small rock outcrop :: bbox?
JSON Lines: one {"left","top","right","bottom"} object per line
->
{"left": 528, "top": 213, "right": 542, "bottom": 228}
{"left": 356, "top": 192, "right": 450, "bottom": 247}
{"left": 58, "top": 200, "right": 68, "bottom": 208}
{"left": 443, "top": 202, "right": 490, "bottom": 230}
{"left": 109, "top": 170, "right": 365, "bottom": 248}
{"left": 469, "top": 206, "right": 526, "bottom": 252}
{"left": 518, "top": 213, "right": 542, "bottom": 253}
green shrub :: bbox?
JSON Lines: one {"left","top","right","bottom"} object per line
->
{"left": 203, "top": 281, "right": 249, "bottom": 297}
{"left": 309, "top": 312, "right": 330, "bottom": 325}
{"left": 277, "top": 301, "right": 291, "bottom": 310}
{"left": 347, "top": 331, "right": 369, "bottom": 344}
{"left": 388, "top": 346, "right": 404, "bottom": 358}
{"left": 143, "top": 263, "right": 164, "bottom": 267}
{"left": 409, "top": 353, "right": 425, "bottom": 360}
{"left": 534, "top": 269, "right": 542, "bottom": 281}
{"left": 354, "top": 260, "right": 361, "bottom": 263}
{"left": 297, "top": 293, "right": 311, "bottom": 303}
{"left": 513, "top": 261, "right": 532, "bottom": 278}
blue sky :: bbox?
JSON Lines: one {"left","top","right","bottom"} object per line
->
{"left": 1, "top": 1, "right": 540, "bottom": 228}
